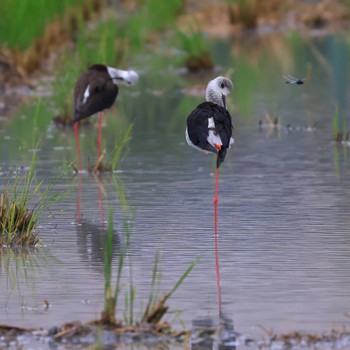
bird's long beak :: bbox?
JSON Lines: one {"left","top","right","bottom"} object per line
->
{"left": 221, "top": 94, "right": 226, "bottom": 109}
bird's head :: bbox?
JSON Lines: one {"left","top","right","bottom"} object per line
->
{"left": 107, "top": 67, "right": 139, "bottom": 86}
{"left": 205, "top": 76, "right": 233, "bottom": 109}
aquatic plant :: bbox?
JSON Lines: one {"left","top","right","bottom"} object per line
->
{"left": 333, "top": 106, "right": 349, "bottom": 143}
{"left": 0, "top": 151, "right": 65, "bottom": 247}
{"left": 177, "top": 29, "right": 214, "bottom": 72}
{"left": 100, "top": 179, "right": 198, "bottom": 329}
{"left": 110, "top": 123, "right": 133, "bottom": 171}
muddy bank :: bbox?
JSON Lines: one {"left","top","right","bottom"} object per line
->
{"left": 1, "top": 321, "right": 350, "bottom": 349}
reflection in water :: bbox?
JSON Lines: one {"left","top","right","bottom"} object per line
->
{"left": 93, "top": 173, "right": 106, "bottom": 226}
{"left": 75, "top": 219, "right": 119, "bottom": 274}
{"left": 75, "top": 173, "right": 106, "bottom": 225}
{"left": 191, "top": 228, "right": 236, "bottom": 349}
{"left": 0, "top": 247, "right": 51, "bottom": 291}
{"left": 214, "top": 232, "right": 222, "bottom": 319}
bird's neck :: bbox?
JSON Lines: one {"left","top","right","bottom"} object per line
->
{"left": 206, "top": 90, "right": 224, "bottom": 108}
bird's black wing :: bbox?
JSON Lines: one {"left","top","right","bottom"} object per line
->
{"left": 211, "top": 103, "right": 233, "bottom": 168}
{"left": 212, "top": 104, "right": 233, "bottom": 148}
{"left": 74, "top": 74, "right": 118, "bottom": 121}
{"left": 187, "top": 102, "right": 217, "bottom": 154}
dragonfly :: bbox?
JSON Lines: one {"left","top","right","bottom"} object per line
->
{"left": 283, "top": 74, "right": 306, "bottom": 85}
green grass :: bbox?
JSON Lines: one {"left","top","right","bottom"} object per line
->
{"left": 0, "top": 0, "right": 94, "bottom": 50}
{"left": 143, "top": 0, "right": 184, "bottom": 31}
{"left": 119, "top": 0, "right": 184, "bottom": 52}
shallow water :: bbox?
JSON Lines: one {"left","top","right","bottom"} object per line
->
{"left": 1, "top": 32, "right": 350, "bottom": 348}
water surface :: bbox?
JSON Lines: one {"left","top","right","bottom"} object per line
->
{"left": 0, "top": 33, "right": 350, "bottom": 347}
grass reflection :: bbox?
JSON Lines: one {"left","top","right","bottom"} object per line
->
{"left": 0, "top": 246, "right": 54, "bottom": 291}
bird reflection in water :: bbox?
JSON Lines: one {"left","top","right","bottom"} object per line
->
{"left": 75, "top": 217, "right": 120, "bottom": 274}
{"left": 191, "top": 227, "right": 236, "bottom": 349}
{"left": 75, "top": 173, "right": 105, "bottom": 226}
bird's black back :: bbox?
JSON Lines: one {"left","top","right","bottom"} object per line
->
{"left": 187, "top": 101, "right": 233, "bottom": 168}
{"left": 73, "top": 65, "right": 119, "bottom": 122}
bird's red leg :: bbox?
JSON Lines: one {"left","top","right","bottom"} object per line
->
{"left": 213, "top": 144, "right": 221, "bottom": 236}
{"left": 97, "top": 112, "right": 103, "bottom": 159}
{"left": 214, "top": 166, "right": 219, "bottom": 236}
{"left": 214, "top": 145, "right": 222, "bottom": 316}
{"left": 74, "top": 121, "right": 83, "bottom": 172}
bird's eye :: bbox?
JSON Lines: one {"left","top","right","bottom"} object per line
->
{"left": 220, "top": 83, "right": 225, "bottom": 89}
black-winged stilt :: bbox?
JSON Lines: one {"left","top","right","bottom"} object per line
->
{"left": 73, "top": 64, "right": 138, "bottom": 170}
{"left": 186, "top": 76, "right": 234, "bottom": 234}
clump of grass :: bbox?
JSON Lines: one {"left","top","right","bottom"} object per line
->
{"left": 177, "top": 29, "right": 214, "bottom": 72}
{"left": 0, "top": 151, "right": 65, "bottom": 247}
{"left": 0, "top": 188, "right": 37, "bottom": 246}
